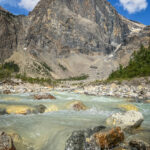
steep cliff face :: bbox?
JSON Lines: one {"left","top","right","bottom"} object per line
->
{"left": 0, "top": 8, "right": 23, "bottom": 62}
{"left": 26, "top": 0, "right": 129, "bottom": 56}
{"left": 0, "top": 0, "right": 149, "bottom": 80}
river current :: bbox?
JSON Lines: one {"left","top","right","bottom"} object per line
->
{"left": 0, "top": 91, "right": 150, "bottom": 150}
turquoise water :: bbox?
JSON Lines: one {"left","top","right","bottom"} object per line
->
{"left": 0, "top": 91, "right": 150, "bottom": 150}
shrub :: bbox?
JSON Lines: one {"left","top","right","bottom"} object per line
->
{"left": 108, "top": 44, "right": 150, "bottom": 81}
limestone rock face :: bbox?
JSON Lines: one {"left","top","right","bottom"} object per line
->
{"left": 106, "top": 110, "right": 144, "bottom": 130}
{"left": 0, "top": 0, "right": 149, "bottom": 79}
{"left": 0, "top": 8, "right": 22, "bottom": 62}
{"left": 26, "top": 0, "right": 129, "bottom": 56}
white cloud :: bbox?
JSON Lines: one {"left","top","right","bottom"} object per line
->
{"left": 119, "top": 0, "right": 148, "bottom": 14}
{"left": 18, "top": 0, "right": 40, "bottom": 11}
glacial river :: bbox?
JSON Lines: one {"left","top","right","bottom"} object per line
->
{"left": 0, "top": 91, "right": 150, "bottom": 150}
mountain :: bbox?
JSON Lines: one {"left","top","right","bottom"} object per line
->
{"left": 0, "top": 0, "right": 149, "bottom": 80}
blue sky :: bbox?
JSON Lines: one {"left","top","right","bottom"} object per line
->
{"left": 0, "top": 0, "right": 150, "bottom": 25}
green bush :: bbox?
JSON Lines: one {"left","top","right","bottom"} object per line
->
{"left": 60, "top": 74, "right": 89, "bottom": 81}
{"left": 108, "top": 44, "right": 150, "bottom": 81}
{"left": 2, "top": 61, "right": 19, "bottom": 72}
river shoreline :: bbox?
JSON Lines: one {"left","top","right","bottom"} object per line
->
{"left": 0, "top": 79, "right": 150, "bottom": 102}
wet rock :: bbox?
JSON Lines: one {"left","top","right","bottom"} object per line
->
{"left": 67, "top": 101, "right": 87, "bottom": 111}
{"left": 118, "top": 104, "right": 138, "bottom": 111}
{"left": 45, "top": 105, "right": 58, "bottom": 112}
{"left": 129, "top": 140, "right": 149, "bottom": 150}
{"left": 7, "top": 131, "right": 22, "bottom": 144}
{"left": 0, "top": 108, "right": 7, "bottom": 115}
{"left": 34, "top": 94, "right": 56, "bottom": 100}
{"left": 0, "top": 131, "right": 16, "bottom": 150}
{"left": 65, "top": 126, "right": 105, "bottom": 150}
{"left": 106, "top": 111, "right": 144, "bottom": 131}
{"left": 35, "top": 104, "right": 47, "bottom": 113}
{"left": 3, "top": 90, "right": 11, "bottom": 94}
{"left": 93, "top": 127, "right": 124, "bottom": 149}
{"left": 6, "top": 105, "right": 34, "bottom": 115}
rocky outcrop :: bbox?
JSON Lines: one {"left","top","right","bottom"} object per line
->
{"left": 106, "top": 111, "right": 144, "bottom": 131}
{"left": 0, "top": 8, "right": 23, "bottom": 62}
{"left": 0, "top": 131, "right": 16, "bottom": 150}
{"left": 65, "top": 126, "right": 124, "bottom": 150}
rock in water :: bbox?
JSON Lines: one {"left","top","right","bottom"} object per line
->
{"left": 67, "top": 100, "right": 87, "bottom": 111}
{"left": 35, "top": 104, "right": 47, "bottom": 113}
{"left": 106, "top": 110, "right": 144, "bottom": 130}
{"left": 0, "top": 131, "right": 16, "bottom": 150}
{"left": 93, "top": 127, "right": 124, "bottom": 149}
{"left": 65, "top": 126, "right": 125, "bottom": 150}
{"left": 34, "top": 94, "right": 56, "bottom": 100}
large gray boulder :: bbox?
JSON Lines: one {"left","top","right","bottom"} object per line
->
{"left": 106, "top": 110, "right": 144, "bottom": 130}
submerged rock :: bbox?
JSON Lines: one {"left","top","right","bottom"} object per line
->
{"left": 0, "top": 108, "right": 7, "bottom": 115}
{"left": 0, "top": 131, "right": 16, "bottom": 150}
{"left": 6, "top": 105, "right": 34, "bottom": 115}
{"left": 118, "top": 104, "right": 138, "bottom": 111}
{"left": 93, "top": 127, "right": 124, "bottom": 149}
{"left": 67, "top": 100, "right": 87, "bottom": 111}
{"left": 106, "top": 111, "right": 144, "bottom": 131}
{"left": 35, "top": 104, "right": 47, "bottom": 113}
{"left": 45, "top": 105, "right": 58, "bottom": 112}
{"left": 34, "top": 94, "right": 56, "bottom": 100}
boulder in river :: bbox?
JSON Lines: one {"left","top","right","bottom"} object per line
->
{"left": 34, "top": 94, "right": 56, "bottom": 100}
{"left": 0, "top": 108, "right": 8, "bottom": 115}
{"left": 106, "top": 110, "right": 144, "bottom": 131}
{"left": 65, "top": 126, "right": 106, "bottom": 150}
{"left": 93, "top": 127, "right": 124, "bottom": 149}
{"left": 67, "top": 100, "right": 87, "bottom": 111}
{"left": 118, "top": 104, "right": 138, "bottom": 111}
{"left": 6, "top": 105, "right": 34, "bottom": 115}
{"left": 65, "top": 126, "right": 125, "bottom": 150}
{"left": 35, "top": 104, "right": 47, "bottom": 113}
{"left": 0, "top": 131, "right": 16, "bottom": 150}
